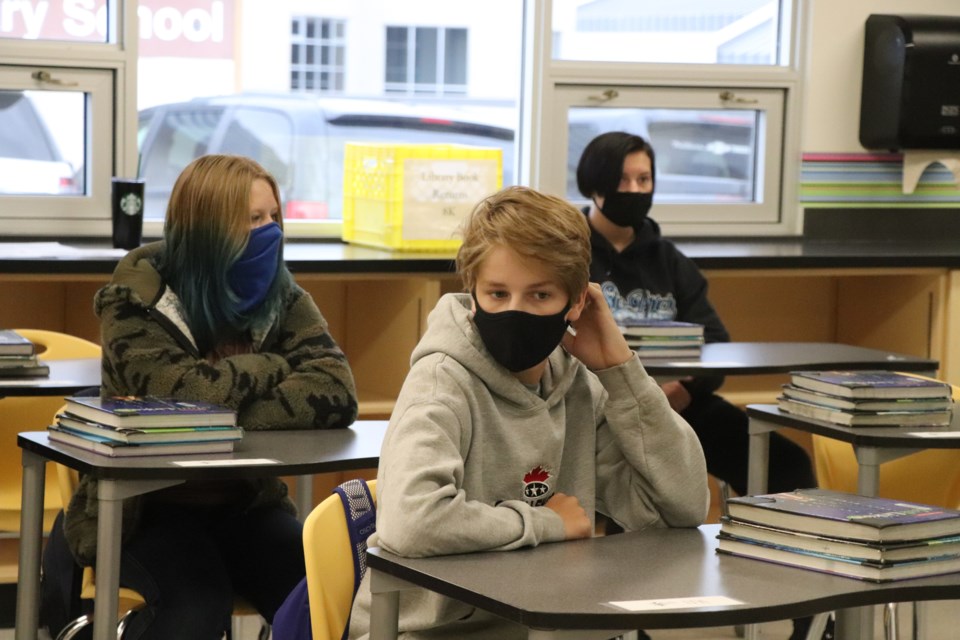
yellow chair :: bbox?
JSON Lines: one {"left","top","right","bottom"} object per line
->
{"left": 0, "top": 329, "right": 100, "bottom": 533}
{"left": 302, "top": 479, "right": 377, "bottom": 640}
{"left": 811, "top": 381, "right": 960, "bottom": 640}
{"left": 812, "top": 382, "right": 960, "bottom": 506}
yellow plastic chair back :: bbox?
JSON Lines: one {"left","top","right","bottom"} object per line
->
{"left": 812, "top": 381, "right": 960, "bottom": 508}
{"left": 303, "top": 479, "right": 377, "bottom": 640}
{"left": 0, "top": 329, "right": 99, "bottom": 532}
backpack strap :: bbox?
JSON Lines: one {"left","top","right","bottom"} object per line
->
{"left": 332, "top": 478, "right": 376, "bottom": 640}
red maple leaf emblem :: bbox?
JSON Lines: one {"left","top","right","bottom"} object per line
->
{"left": 524, "top": 465, "right": 550, "bottom": 484}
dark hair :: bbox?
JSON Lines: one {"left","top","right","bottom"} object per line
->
{"left": 575, "top": 131, "right": 657, "bottom": 199}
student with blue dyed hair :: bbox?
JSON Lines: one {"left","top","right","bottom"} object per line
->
{"left": 41, "top": 155, "right": 359, "bottom": 639}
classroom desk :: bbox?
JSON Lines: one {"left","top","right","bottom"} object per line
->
{"left": 366, "top": 524, "right": 960, "bottom": 640}
{"left": 639, "top": 342, "right": 939, "bottom": 378}
{"left": 0, "top": 357, "right": 100, "bottom": 397}
{"left": 15, "top": 421, "right": 388, "bottom": 640}
{"left": 745, "top": 404, "right": 960, "bottom": 497}
{"left": 745, "top": 404, "right": 960, "bottom": 639}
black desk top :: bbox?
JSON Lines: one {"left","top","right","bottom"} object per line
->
{"left": 0, "top": 358, "right": 100, "bottom": 397}
{"left": 640, "top": 342, "right": 938, "bottom": 377}
{"left": 746, "top": 404, "right": 960, "bottom": 448}
{"left": 18, "top": 420, "right": 386, "bottom": 480}
{"left": 6, "top": 237, "right": 960, "bottom": 275}
{"left": 368, "top": 524, "right": 960, "bottom": 631}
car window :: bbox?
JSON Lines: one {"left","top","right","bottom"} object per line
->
{"left": 140, "top": 107, "right": 224, "bottom": 218}
{"left": 219, "top": 108, "right": 295, "bottom": 191}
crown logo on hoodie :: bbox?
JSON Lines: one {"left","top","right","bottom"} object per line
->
{"left": 522, "top": 465, "right": 552, "bottom": 507}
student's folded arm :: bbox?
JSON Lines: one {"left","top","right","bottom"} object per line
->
{"left": 240, "top": 291, "right": 358, "bottom": 430}
{"left": 375, "top": 401, "right": 567, "bottom": 559}
{"left": 593, "top": 355, "right": 710, "bottom": 529}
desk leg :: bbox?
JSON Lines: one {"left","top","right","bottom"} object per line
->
{"left": 296, "top": 475, "right": 313, "bottom": 522}
{"left": 853, "top": 446, "right": 882, "bottom": 497}
{"left": 14, "top": 449, "right": 45, "bottom": 640}
{"left": 92, "top": 479, "right": 124, "bottom": 640}
{"left": 369, "top": 569, "right": 404, "bottom": 640}
{"left": 92, "top": 478, "right": 183, "bottom": 640}
{"left": 747, "top": 418, "right": 776, "bottom": 495}
{"left": 835, "top": 606, "right": 872, "bottom": 640}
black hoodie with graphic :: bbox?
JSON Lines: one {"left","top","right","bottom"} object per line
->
{"left": 586, "top": 210, "right": 728, "bottom": 399}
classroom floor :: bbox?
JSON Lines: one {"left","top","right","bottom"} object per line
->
{"left": 11, "top": 600, "right": 958, "bottom": 639}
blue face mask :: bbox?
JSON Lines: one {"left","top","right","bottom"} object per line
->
{"left": 228, "top": 222, "right": 282, "bottom": 313}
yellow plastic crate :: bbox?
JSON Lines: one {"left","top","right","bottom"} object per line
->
{"left": 342, "top": 143, "right": 503, "bottom": 251}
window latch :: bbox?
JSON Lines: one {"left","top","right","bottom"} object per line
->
{"left": 719, "top": 90, "right": 758, "bottom": 105}
{"left": 31, "top": 70, "right": 78, "bottom": 87}
{"left": 587, "top": 89, "right": 619, "bottom": 103}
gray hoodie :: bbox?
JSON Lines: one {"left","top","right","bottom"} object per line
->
{"left": 349, "top": 293, "right": 709, "bottom": 639}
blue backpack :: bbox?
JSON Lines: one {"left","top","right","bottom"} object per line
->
{"left": 273, "top": 479, "right": 377, "bottom": 640}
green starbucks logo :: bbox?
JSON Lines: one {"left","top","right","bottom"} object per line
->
{"left": 120, "top": 193, "right": 142, "bottom": 216}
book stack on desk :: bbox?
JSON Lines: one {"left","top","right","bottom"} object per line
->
{"left": 0, "top": 329, "right": 49, "bottom": 377}
{"left": 777, "top": 370, "right": 953, "bottom": 427}
{"left": 717, "top": 489, "right": 960, "bottom": 582}
{"left": 48, "top": 396, "right": 241, "bottom": 457}
{"left": 617, "top": 319, "right": 704, "bottom": 359}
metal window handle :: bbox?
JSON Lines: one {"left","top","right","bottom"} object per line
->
{"left": 719, "top": 90, "right": 758, "bottom": 105}
{"left": 587, "top": 89, "right": 619, "bottom": 103}
{"left": 31, "top": 70, "right": 78, "bottom": 87}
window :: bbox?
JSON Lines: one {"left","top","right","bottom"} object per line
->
{"left": 0, "top": 0, "right": 134, "bottom": 236}
{"left": 0, "top": 0, "right": 806, "bottom": 239}
{"left": 290, "top": 17, "right": 346, "bottom": 93}
{"left": 551, "top": 0, "right": 788, "bottom": 66}
{"left": 385, "top": 26, "right": 468, "bottom": 95}
{"left": 526, "top": 0, "right": 805, "bottom": 234}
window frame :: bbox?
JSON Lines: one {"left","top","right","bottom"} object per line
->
{"left": 0, "top": 0, "right": 137, "bottom": 237}
{"left": 384, "top": 25, "right": 469, "bottom": 96}
{"left": 290, "top": 16, "right": 347, "bottom": 94}
{"left": 519, "top": 0, "right": 808, "bottom": 236}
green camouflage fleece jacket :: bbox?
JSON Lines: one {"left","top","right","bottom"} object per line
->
{"left": 64, "top": 241, "right": 359, "bottom": 565}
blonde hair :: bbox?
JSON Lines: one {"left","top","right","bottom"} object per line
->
{"left": 164, "top": 154, "right": 283, "bottom": 248}
{"left": 456, "top": 186, "right": 591, "bottom": 300}
{"left": 159, "top": 154, "right": 291, "bottom": 354}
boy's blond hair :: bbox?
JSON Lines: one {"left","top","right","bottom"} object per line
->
{"left": 456, "top": 186, "right": 591, "bottom": 300}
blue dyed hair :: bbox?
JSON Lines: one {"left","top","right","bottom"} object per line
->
{"left": 155, "top": 154, "right": 293, "bottom": 355}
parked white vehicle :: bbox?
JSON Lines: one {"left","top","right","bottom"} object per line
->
{"left": 0, "top": 92, "right": 79, "bottom": 195}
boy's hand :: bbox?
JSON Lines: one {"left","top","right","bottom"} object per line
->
{"left": 562, "top": 283, "right": 634, "bottom": 371}
{"left": 545, "top": 492, "right": 592, "bottom": 540}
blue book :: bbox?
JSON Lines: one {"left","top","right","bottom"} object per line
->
{"left": 726, "top": 489, "right": 960, "bottom": 543}
{"left": 789, "top": 370, "right": 951, "bottom": 400}
{"left": 617, "top": 319, "right": 704, "bottom": 338}
{"left": 63, "top": 395, "right": 237, "bottom": 428}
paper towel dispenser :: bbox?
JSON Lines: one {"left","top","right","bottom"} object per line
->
{"left": 860, "top": 14, "right": 960, "bottom": 150}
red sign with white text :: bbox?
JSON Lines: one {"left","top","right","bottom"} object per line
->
{"left": 0, "top": 0, "right": 234, "bottom": 59}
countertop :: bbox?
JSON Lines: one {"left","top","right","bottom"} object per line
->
{"left": 2, "top": 237, "right": 960, "bottom": 275}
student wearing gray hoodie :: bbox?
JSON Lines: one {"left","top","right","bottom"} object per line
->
{"left": 348, "top": 185, "right": 709, "bottom": 639}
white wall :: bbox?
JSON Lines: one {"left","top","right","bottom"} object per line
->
{"left": 802, "top": 0, "right": 960, "bottom": 152}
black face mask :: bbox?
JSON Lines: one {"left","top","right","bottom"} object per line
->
{"left": 471, "top": 292, "right": 571, "bottom": 373}
{"left": 598, "top": 192, "right": 653, "bottom": 228}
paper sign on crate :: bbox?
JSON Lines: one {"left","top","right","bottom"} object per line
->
{"left": 343, "top": 143, "right": 503, "bottom": 251}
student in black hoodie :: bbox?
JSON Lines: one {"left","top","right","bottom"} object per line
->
{"left": 577, "top": 131, "right": 826, "bottom": 640}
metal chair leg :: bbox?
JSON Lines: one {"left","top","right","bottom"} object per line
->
{"left": 884, "top": 602, "right": 900, "bottom": 640}
{"left": 55, "top": 614, "right": 92, "bottom": 640}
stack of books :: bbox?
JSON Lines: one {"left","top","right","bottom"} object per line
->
{"left": 48, "top": 395, "right": 242, "bottom": 457}
{"left": 717, "top": 489, "right": 960, "bottom": 582}
{"left": 0, "top": 329, "right": 49, "bottom": 377}
{"left": 617, "top": 319, "right": 704, "bottom": 359}
{"left": 777, "top": 370, "right": 953, "bottom": 427}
